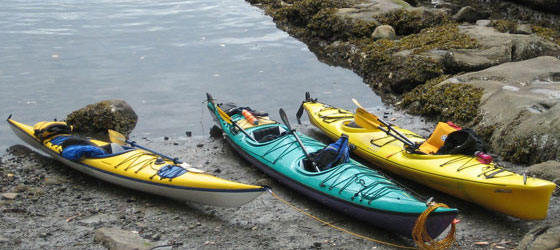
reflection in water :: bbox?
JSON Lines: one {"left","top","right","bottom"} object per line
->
{"left": 0, "top": 0, "right": 382, "bottom": 151}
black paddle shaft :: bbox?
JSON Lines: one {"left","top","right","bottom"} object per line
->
{"left": 377, "top": 118, "right": 415, "bottom": 146}
{"left": 279, "top": 108, "right": 320, "bottom": 172}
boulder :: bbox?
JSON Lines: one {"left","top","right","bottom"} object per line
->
{"left": 517, "top": 224, "right": 560, "bottom": 250}
{"left": 441, "top": 56, "right": 560, "bottom": 164}
{"left": 434, "top": 25, "right": 560, "bottom": 72}
{"left": 527, "top": 160, "right": 560, "bottom": 191}
{"left": 66, "top": 100, "right": 137, "bottom": 137}
{"left": 452, "top": 6, "right": 489, "bottom": 23}
{"left": 336, "top": 0, "right": 410, "bottom": 23}
{"left": 371, "top": 25, "right": 397, "bottom": 40}
{"left": 458, "top": 25, "right": 560, "bottom": 61}
{"left": 94, "top": 227, "right": 154, "bottom": 250}
{"left": 442, "top": 45, "right": 511, "bottom": 72}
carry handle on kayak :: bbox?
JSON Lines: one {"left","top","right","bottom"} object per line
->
{"left": 279, "top": 108, "right": 320, "bottom": 172}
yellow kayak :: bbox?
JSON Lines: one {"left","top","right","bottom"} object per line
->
{"left": 299, "top": 94, "right": 556, "bottom": 219}
{"left": 7, "top": 117, "right": 266, "bottom": 207}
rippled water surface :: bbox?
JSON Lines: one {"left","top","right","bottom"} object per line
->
{"left": 0, "top": 0, "right": 381, "bottom": 151}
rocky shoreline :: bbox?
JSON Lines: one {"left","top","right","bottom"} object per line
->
{"left": 246, "top": 0, "right": 560, "bottom": 165}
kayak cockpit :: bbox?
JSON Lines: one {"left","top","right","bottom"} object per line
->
{"left": 251, "top": 125, "right": 289, "bottom": 143}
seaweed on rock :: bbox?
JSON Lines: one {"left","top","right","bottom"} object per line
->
{"left": 400, "top": 75, "right": 483, "bottom": 124}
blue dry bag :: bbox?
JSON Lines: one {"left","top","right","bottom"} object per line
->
{"left": 61, "top": 145, "right": 107, "bottom": 161}
{"left": 309, "top": 134, "right": 350, "bottom": 171}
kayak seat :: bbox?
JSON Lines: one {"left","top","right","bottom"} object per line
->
{"left": 418, "top": 122, "right": 458, "bottom": 154}
{"left": 252, "top": 126, "right": 286, "bottom": 143}
{"left": 345, "top": 121, "right": 362, "bottom": 128}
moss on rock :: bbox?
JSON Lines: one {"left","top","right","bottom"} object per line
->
{"left": 307, "top": 8, "right": 376, "bottom": 40}
{"left": 492, "top": 19, "right": 560, "bottom": 46}
{"left": 398, "top": 23, "right": 479, "bottom": 53}
{"left": 375, "top": 8, "right": 450, "bottom": 36}
{"left": 533, "top": 25, "right": 560, "bottom": 46}
{"left": 491, "top": 19, "right": 518, "bottom": 33}
{"left": 400, "top": 75, "right": 483, "bottom": 123}
{"left": 475, "top": 125, "right": 496, "bottom": 143}
{"left": 500, "top": 135, "right": 536, "bottom": 164}
{"left": 352, "top": 23, "right": 477, "bottom": 93}
{"left": 271, "top": 0, "right": 350, "bottom": 26}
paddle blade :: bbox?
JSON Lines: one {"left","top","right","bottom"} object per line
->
{"left": 216, "top": 106, "right": 233, "bottom": 125}
{"left": 354, "top": 107, "right": 382, "bottom": 130}
{"left": 279, "top": 108, "right": 292, "bottom": 131}
{"left": 108, "top": 129, "right": 127, "bottom": 145}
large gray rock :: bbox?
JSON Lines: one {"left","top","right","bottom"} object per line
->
{"left": 527, "top": 160, "right": 560, "bottom": 191}
{"left": 458, "top": 25, "right": 560, "bottom": 61}
{"left": 442, "top": 45, "right": 511, "bottom": 71}
{"left": 335, "top": 0, "right": 410, "bottom": 23}
{"left": 517, "top": 224, "right": 560, "bottom": 250}
{"left": 94, "top": 227, "right": 154, "bottom": 250}
{"left": 437, "top": 25, "right": 560, "bottom": 72}
{"left": 441, "top": 56, "right": 560, "bottom": 164}
{"left": 66, "top": 100, "right": 138, "bottom": 137}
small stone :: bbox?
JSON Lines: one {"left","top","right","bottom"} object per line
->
{"left": 152, "top": 233, "right": 161, "bottom": 241}
{"left": 209, "top": 126, "right": 222, "bottom": 138}
{"left": 213, "top": 169, "right": 221, "bottom": 173}
{"left": 2, "top": 193, "right": 18, "bottom": 200}
{"left": 185, "top": 131, "right": 192, "bottom": 137}
{"left": 164, "top": 136, "right": 169, "bottom": 141}
{"left": 94, "top": 227, "right": 154, "bottom": 250}
{"left": 39, "top": 232, "right": 51, "bottom": 238}
{"left": 313, "top": 242, "right": 322, "bottom": 248}
{"left": 196, "top": 144, "right": 204, "bottom": 148}
{"left": 371, "top": 25, "right": 396, "bottom": 41}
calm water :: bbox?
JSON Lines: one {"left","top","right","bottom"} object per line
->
{"left": 0, "top": 0, "right": 382, "bottom": 152}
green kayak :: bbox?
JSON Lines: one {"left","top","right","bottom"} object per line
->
{"left": 206, "top": 93, "right": 457, "bottom": 238}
